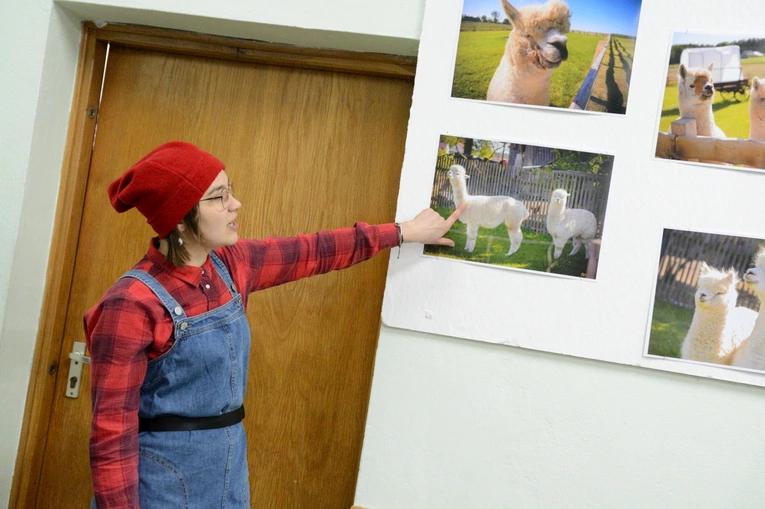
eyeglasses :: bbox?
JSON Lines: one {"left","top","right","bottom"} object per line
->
{"left": 199, "top": 181, "right": 234, "bottom": 211}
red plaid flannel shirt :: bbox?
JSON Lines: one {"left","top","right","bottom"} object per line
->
{"left": 84, "top": 223, "right": 398, "bottom": 508}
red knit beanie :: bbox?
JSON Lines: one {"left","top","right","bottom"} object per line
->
{"left": 108, "top": 141, "right": 225, "bottom": 237}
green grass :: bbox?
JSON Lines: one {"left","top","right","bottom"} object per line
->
{"left": 647, "top": 299, "right": 694, "bottom": 358}
{"left": 451, "top": 29, "right": 605, "bottom": 108}
{"left": 423, "top": 206, "right": 590, "bottom": 278}
{"left": 659, "top": 57, "right": 765, "bottom": 138}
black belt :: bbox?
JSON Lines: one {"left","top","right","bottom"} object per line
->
{"left": 139, "top": 405, "right": 245, "bottom": 432}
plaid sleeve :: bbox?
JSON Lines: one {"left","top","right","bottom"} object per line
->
{"left": 218, "top": 222, "right": 399, "bottom": 294}
{"left": 84, "top": 281, "right": 168, "bottom": 508}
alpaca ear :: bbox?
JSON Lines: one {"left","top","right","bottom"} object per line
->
{"left": 754, "top": 77, "right": 762, "bottom": 90}
{"left": 699, "top": 261, "right": 709, "bottom": 275}
{"left": 501, "top": 0, "right": 524, "bottom": 31}
{"left": 707, "top": 62, "right": 714, "bottom": 72}
{"left": 679, "top": 64, "right": 687, "bottom": 79}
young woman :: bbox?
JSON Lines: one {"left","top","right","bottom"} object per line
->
{"left": 85, "top": 141, "right": 464, "bottom": 508}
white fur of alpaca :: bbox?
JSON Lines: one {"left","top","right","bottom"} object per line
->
{"left": 731, "top": 249, "right": 765, "bottom": 370}
{"left": 680, "top": 263, "right": 756, "bottom": 365}
{"left": 749, "top": 76, "right": 765, "bottom": 142}
{"left": 486, "top": 0, "right": 571, "bottom": 106}
{"left": 545, "top": 188, "right": 596, "bottom": 259}
{"left": 447, "top": 164, "right": 529, "bottom": 255}
{"left": 677, "top": 63, "right": 726, "bottom": 138}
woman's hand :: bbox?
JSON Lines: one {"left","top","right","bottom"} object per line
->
{"left": 399, "top": 202, "right": 466, "bottom": 247}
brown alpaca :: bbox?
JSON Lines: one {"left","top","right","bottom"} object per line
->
{"left": 487, "top": 0, "right": 571, "bottom": 106}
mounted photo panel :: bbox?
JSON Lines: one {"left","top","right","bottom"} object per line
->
{"left": 383, "top": 0, "right": 765, "bottom": 388}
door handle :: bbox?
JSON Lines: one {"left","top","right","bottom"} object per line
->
{"left": 65, "top": 341, "right": 90, "bottom": 399}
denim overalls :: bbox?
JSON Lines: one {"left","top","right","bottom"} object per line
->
{"left": 94, "top": 252, "right": 251, "bottom": 508}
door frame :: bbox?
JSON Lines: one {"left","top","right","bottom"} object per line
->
{"left": 9, "top": 22, "right": 415, "bottom": 509}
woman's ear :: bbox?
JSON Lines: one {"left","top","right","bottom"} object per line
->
{"left": 177, "top": 222, "right": 186, "bottom": 233}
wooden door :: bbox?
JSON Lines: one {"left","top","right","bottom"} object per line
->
{"left": 13, "top": 25, "right": 413, "bottom": 509}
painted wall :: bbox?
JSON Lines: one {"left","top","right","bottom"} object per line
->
{"left": 2, "top": 1, "right": 764, "bottom": 509}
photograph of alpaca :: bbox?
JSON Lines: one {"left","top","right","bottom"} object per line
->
{"left": 646, "top": 229, "right": 765, "bottom": 374}
{"left": 425, "top": 135, "right": 613, "bottom": 279}
{"left": 655, "top": 32, "right": 765, "bottom": 170}
{"left": 452, "top": 0, "right": 642, "bottom": 113}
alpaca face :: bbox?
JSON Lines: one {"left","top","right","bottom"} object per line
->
{"left": 678, "top": 63, "right": 716, "bottom": 105}
{"left": 447, "top": 164, "right": 468, "bottom": 183}
{"left": 744, "top": 249, "right": 765, "bottom": 296}
{"left": 502, "top": 0, "right": 570, "bottom": 69}
{"left": 750, "top": 77, "right": 765, "bottom": 141}
{"left": 550, "top": 188, "right": 568, "bottom": 205}
{"left": 695, "top": 263, "right": 738, "bottom": 311}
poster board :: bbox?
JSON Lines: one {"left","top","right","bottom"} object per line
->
{"left": 382, "top": 0, "right": 765, "bottom": 387}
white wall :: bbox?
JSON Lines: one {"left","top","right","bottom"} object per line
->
{"left": 2, "top": 1, "right": 764, "bottom": 508}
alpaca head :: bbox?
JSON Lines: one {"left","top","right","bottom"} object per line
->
{"left": 744, "top": 248, "right": 765, "bottom": 296}
{"left": 502, "top": 0, "right": 570, "bottom": 70}
{"left": 550, "top": 188, "right": 568, "bottom": 207}
{"left": 695, "top": 262, "right": 739, "bottom": 311}
{"left": 751, "top": 77, "right": 765, "bottom": 106}
{"left": 678, "top": 63, "right": 716, "bottom": 107}
{"left": 447, "top": 164, "right": 469, "bottom": 184}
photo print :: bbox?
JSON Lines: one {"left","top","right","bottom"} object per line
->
{"left": 451, "top": 0, "right": 642, "bottom": 113}
{"left": 646, "top": 229, "right": 765, "bottom": 374}
{"left": 424, "top": 135, "right": 613, "bottom": 279}
{"left": 655, "top": 32, "right": 765, "bottom": 169}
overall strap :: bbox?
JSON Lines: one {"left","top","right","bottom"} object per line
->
{"left": 209, "top": 251, "right": 239, "bottom": 297}
{"left": 119, "top": 270, "right": 188, "bottom": 320}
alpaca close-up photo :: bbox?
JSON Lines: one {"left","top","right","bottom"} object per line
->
{"left": 486, "top": 0, "right": 571, "bottom": 105}
{"left": 646, "top": 229, "right": 765, "bottom": 374}
{"left": 680, "top": 263, "right": 756, "bottom": 365}
{"left": 451, "top": 0, "right": 642, "bottom": 113}
{"left": 655, "top": 33, "right": 765, "bottom": 170}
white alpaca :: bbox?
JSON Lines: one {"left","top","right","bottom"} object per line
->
{"left": 749, "top": 76, "right": 765, "bottom": 142}
{"left": 680, "top": 263, "right": 756, "bottom": 365}
{"left": 677, "top": 63, "right": 726, "bottom": 138}
{"left": 447, "top": 164, "right": 529, "bottom": 255}
{"left": 486, "top": 0, "right": 571, "bottom": 106}
{"left": 545, "top": 188, "right": 596, "bottom": 259}
{"left": 732, "top": 249, "right": 765, "bottom": 370}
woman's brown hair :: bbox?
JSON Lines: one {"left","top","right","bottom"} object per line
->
{"left": 164, "top": 204, "right": 202, "bottom": 267}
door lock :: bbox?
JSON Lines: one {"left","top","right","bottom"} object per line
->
{"left": 65, "top": 341, "right": 90, "bottom": 399}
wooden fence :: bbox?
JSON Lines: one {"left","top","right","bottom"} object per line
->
{"left": 656, "top": 119, "right": 765, "bottom": 169}
{"left": 570, "top": 35, "right": 610, "bottom": 110}
{"left": 432, "top": 155, "right": 611, "bottom": 236}
{"left": 655, "top": 229, "right": 761, "bottom": 310}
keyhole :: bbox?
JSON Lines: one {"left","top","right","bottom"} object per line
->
{"left": 69, "top": 376, "right": 78, "bottom": 389}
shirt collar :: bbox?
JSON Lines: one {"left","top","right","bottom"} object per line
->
{"left": 146, "top": 238, "right": 214, "bottom": 287}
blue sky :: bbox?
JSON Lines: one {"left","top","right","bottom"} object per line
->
{"left": 462, "top": 0, "right": 643, "bottom": 37}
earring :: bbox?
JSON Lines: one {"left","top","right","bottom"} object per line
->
{"left": 178, "top": 237, "right": 184, "bottom": 246}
